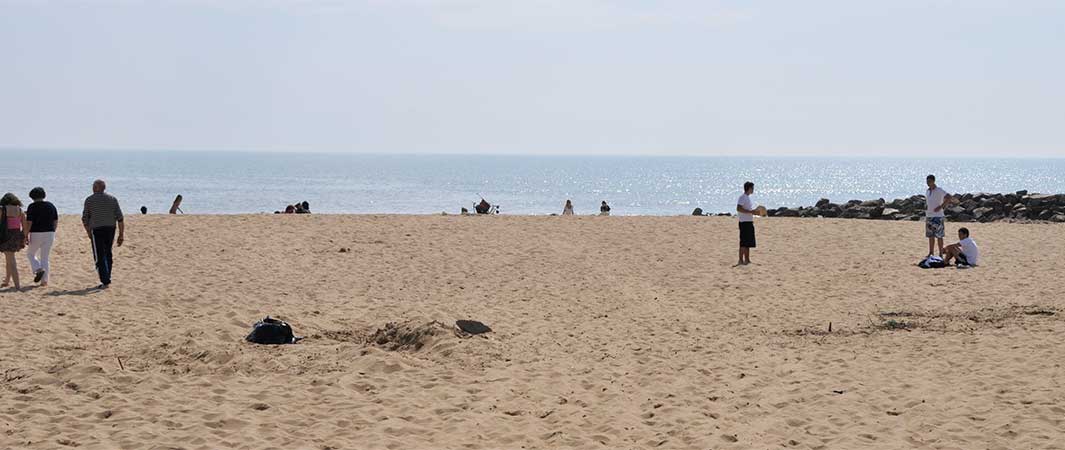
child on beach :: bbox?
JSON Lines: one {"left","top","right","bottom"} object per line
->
{"left": 943, "top": 227, "right": 980, "bottom": 267}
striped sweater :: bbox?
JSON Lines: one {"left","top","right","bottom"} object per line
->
{"left": 82, "top": 192, "right": 124, "bottom": 229}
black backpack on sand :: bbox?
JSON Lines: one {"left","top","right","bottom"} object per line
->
{"left": 918, "top": 255, "right": 948, "bottom": 269}
{"left": 246, "top": 316, "right": 298, "bottom": 345}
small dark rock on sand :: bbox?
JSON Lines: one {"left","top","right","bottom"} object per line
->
{"left": 456, "top": 320, "right": 492, "bottom": 335}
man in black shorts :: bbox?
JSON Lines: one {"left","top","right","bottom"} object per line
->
{"left": 736, "top": 181, "right": 758, "bottom": 265}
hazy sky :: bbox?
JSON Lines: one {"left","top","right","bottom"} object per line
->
{"left": 2, "top": 0, "right": 1063, "bottom": 156}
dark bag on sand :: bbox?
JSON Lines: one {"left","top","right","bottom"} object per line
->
{"left": 918, "top": 255, "right": 948, "bottom": 269}
{"left": 246, "top": 316, "right": 298, "bottom": 345}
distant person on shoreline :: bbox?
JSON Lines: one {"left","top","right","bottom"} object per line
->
{"left": 140, "top": 206, "right": 148, "bottom": 215}
{"left": 562, "top": 200, "right": 574, "bottom": 215}
{"left": 475, "top": 198, "right": 491, "bottom": 215}
{"left": 82, "top": 179, "right": 124, "bottom": 289}
{"left": 169, "top": 194, "right": 184, "bottom": 214}
{"left": 0, "top": 193, "right": 27, "bottom": 290}
{"left": 925, "top": 174, "right": 952, "bottom": 257}
{"left": 943, "top": 227, "right": 980, "bottom": 267}
{"left": 736, "top": 181, "right": 758, "bottom": 266}
{"left": 284, "top": 205, "right": 296, "bottom": 214}
{"left": 296, "top": 201, "right": 311, "bottom": 214}
{"left": 600, "top": 201, "right": 611, "bottom": 216}
{"left": 25, "top": 187, "right": 58, "bottom": 286}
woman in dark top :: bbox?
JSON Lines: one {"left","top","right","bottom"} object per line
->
{"left": 0, "top": 193, "right": 27, "bottom": 290}
{"left": 25, "top": 187, "right": 58, "bottom": 286}
{"left": 600, "top": 201, "right": 611, "bottom": 216}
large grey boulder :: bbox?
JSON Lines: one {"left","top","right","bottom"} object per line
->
{"left": 840, "top": 208, "right": 862, "bottom": 219}
{"left": 819, "top": 205, "right": 842, "bottom": 218}
{"left": 972, "top": 207, "right": 994, "bottom": 220}
{"left": 777, "top": 208, "right": 801, "bottom": 217}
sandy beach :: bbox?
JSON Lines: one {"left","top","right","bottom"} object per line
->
{"left": 1, "top": 214, "right": 1063, "bottom": 450}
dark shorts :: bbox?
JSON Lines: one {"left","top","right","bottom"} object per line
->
{"left": 739, "top": 221, "right": 756, "bottom": 248}
{"left": 957, "top": 252, "right": 971, "bottom": 266}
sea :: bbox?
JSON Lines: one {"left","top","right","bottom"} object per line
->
{"left": 1, "top": 150, "right": 1063, "bottom": 216}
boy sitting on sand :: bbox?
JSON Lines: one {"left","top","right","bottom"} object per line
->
{"left": 943, "top": 227, "right": 980, "bottom": 267}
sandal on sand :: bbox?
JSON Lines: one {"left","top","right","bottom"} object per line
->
{"left": 34, "top": 270, "right": 45, "bottom": 283}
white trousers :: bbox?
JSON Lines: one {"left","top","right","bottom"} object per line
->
{"left": 26, "top": 232, "right": 55, "bottom": 282}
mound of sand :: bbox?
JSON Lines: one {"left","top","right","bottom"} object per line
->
{"left": 369, "top": 320, "right": 453, "bottom": 351}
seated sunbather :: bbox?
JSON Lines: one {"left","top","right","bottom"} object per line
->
{"left": 943, "top": 227, "right": 980, "bottom": 267}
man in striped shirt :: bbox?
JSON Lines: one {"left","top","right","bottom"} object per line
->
{"left": 82, "top": 179, "right": 124, "bottom": 289}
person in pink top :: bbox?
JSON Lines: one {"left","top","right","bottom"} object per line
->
{"left": 0, "top": 193, "right": 28, "bottom": 290}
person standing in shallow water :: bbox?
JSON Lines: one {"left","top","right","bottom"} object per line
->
{"left": 25, "top": 187, "right": 58, "bottom": 286}
{"left": 735, "top": 181, "right": 758, "bottom": 266}
{"left": 82, "top": 179, "right": 125, "bottom": 289}
{"left": 600, "top": 201, "right": 611, "bottom": 216}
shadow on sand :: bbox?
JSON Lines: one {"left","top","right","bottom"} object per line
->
{"left": 0, "top": 285, "right": 49, "bottom": 293}
{"left": 46, "top": 286, "right": 105, "bottom": 297}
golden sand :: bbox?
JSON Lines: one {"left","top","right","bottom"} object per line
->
{"left": 2, "top": 215, "right": 1063, "bottom": 449}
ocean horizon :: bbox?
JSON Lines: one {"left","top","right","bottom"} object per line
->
{"left": 2, "top": 149, "right": 1063, "bottom": 216}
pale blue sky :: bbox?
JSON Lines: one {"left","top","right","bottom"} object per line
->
{"left": 2, "top": 0, "right": 1063, "bottom": 156}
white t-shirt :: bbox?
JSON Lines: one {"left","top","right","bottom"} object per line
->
{"left": 926, "top": 186, "right": 948, "bottom": 218}
{"left": 959, "top": 237, "right": 980, "bottom": 266}
{"left": 737, "top": 194, "right": 754, "bottom": 222}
